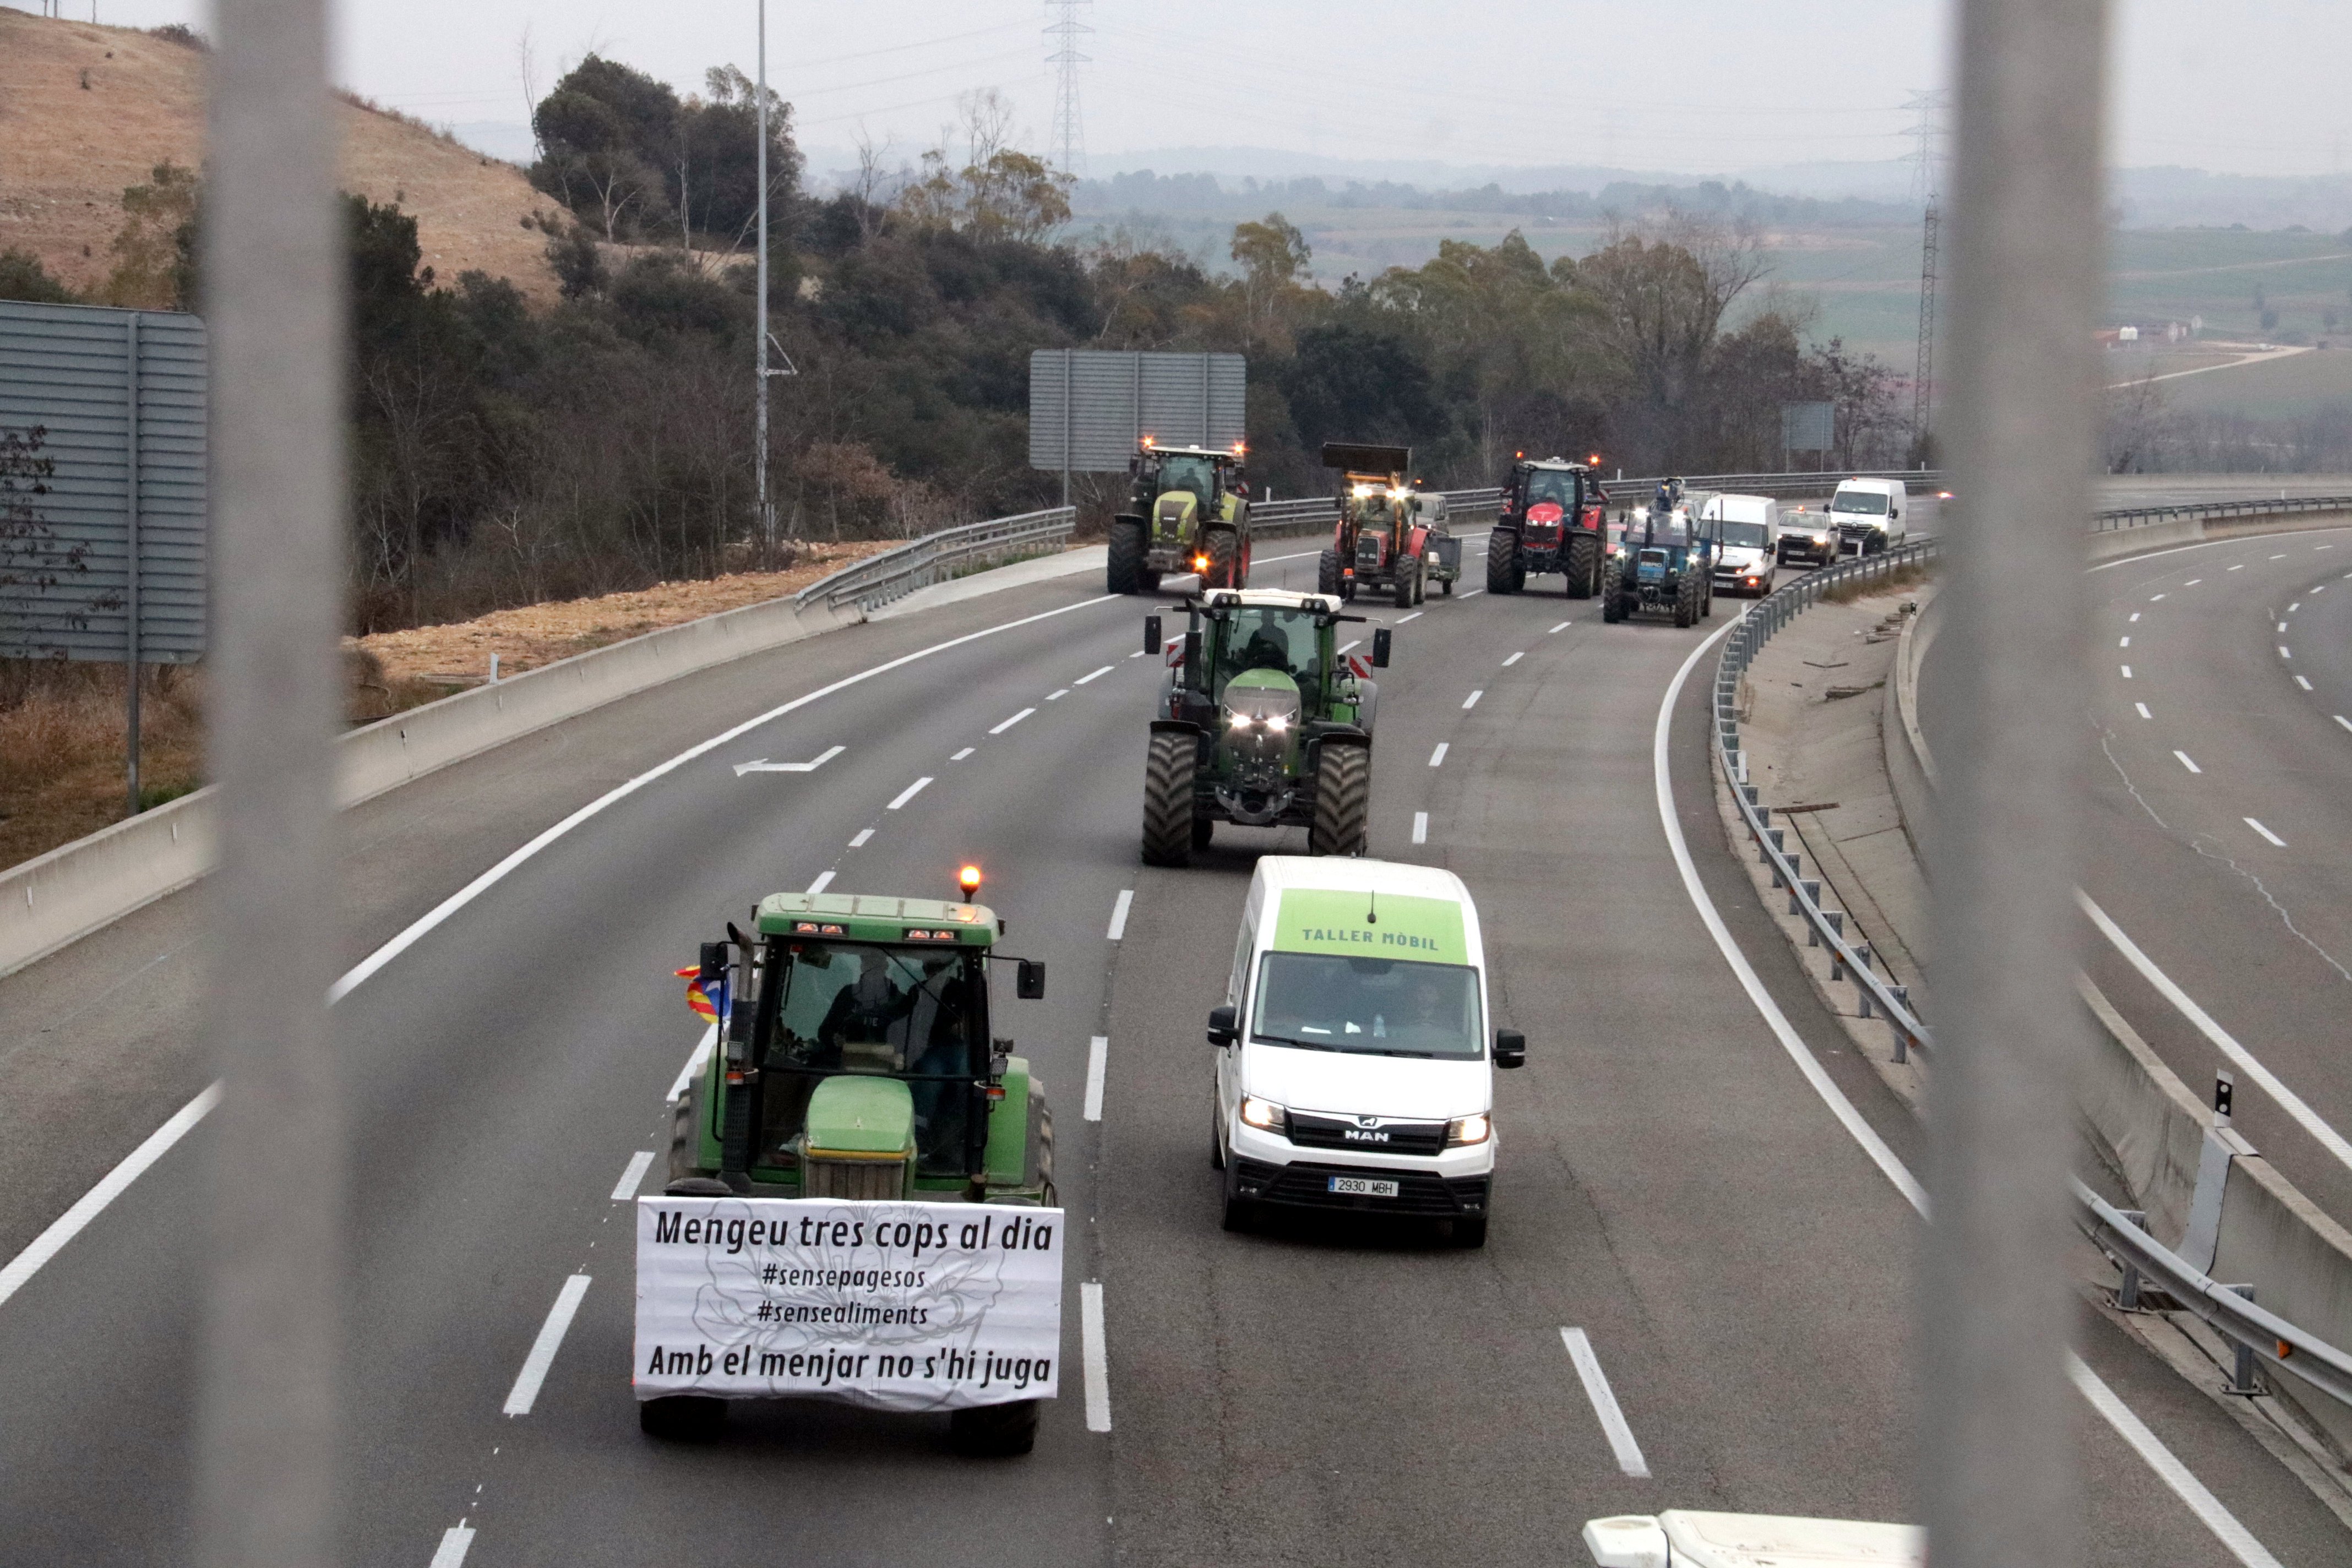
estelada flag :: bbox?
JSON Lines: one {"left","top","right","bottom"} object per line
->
{"left": 676, "top": 965, "right": 718, "bottom": 1021}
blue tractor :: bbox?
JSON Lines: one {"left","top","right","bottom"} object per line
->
{"left": 1600, "top": 478, "right": 1718, "bottom": 628}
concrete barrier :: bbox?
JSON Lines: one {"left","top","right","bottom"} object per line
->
{"left": 0, "top": 589, "right": 862, "bottom": 981}
{"left": 2084, "top": 505, "right": 2352, "bottom": 564}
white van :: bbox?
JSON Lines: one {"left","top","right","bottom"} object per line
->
{"left": 1700, "top": 493, "right": 1779, "bottom": 595}
{"left": 1826, "top": 476, "right": 1909, "bottom": 554}
{"left": 1585, "top": 1512, "right": 1923, "bottom": 1568}
{"left": 1207, "top": 855, "right": 1521, "bottom": 1246}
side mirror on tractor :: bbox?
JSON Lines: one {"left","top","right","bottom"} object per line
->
{"left": 1017, "top": 960, "right": 1046, "bottom": 1000}
{"left": 1206, "top": 1004, "right": 1237, "bottom": 1047}
{"left": 698, "top": 941, "right": 727, "bottom": 986}
{"left": 1494, "top": 1029, "right": 1526, "bottom": 1069}
{"left": 1372, "top": 628, "right": 1392, "bottom": 668}
{"left": 1144, "top": 614, "right": 1162, "bottom": 656}
{"left": 1182, "top": 629, "right": 1204, "bottom": 684}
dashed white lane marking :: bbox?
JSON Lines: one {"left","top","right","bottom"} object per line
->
{"left": 2184, "top": 578, "right": 2202, "bottom": 586}
{"left": 2121, "top": 665, "right": 2133, "bottom": 679}
{"left": 1337, "top": 639, "right": 1360, "bottom": 654}
{"left": 2245, "top": 818, "right": 2287, "bottom": 848}
{"left": 2067, "top": 1356, "right": 2286, "bottom": 1568}
{"left": 2150, "top": 593, "right": 2166, "bottom": 601}
{"left": 2277, "top": 622, "right": 2288, "bottom": 634}
{"left": 1559, "top": 1328, "right": 1650, "bottom": 1479}
{"left": 1461, "top": 588, "right": 1486, "bottom": 598}
{"left": 610, "top": 1151, "right": 655, "bottom": 1202}
{"left": 0, "top": 1081, "right": 220, "bottom": 1311}
{"left": 1107, "top": 889, "right": 1134, "bottom": 941}
{"left": 951, "top": 747, "right": 975, "bottom": 761}
{"left": 2135, "top": 703, "right": 2152, "bottom": 719}
{"left": 2119, "top": 636, "right": 2130, "bottom": 647}
{"left": 1412, "top": 811, "right": 1429, "bottom": 844}
{"left": 1428, "top": 742, "right": 1449, "bottom": 767}
{"left": 428, "top": 1523, "right": 476, "bottom": 1568}
{"left": 2288, "top": 602, "right": 2300, "bottom": 613}
{"left": 1463, "top": 690, "right": 1484, "bottom": 709}
{"left": 2279, "top": 646, "right": 2292, "bottom": 660}
{"left": 989, "top": 708, "right": 1036, "bottom": 734}
{"left": 1503, "top": 651, "right": 1525, "bottom": 666}
{"left": 2128, "top": 612, "right": 2140, "bottom": 622}
{"left": 806, "top": 870, "right": 836, "bottom": 894}
{"left": 849, "top": 828, "right": 873, "bottom": 847}
{"left": 666, "top": 1025, "right": 716, "bottom": 1103}
{"left": 1549, "top": 620, "right": 1571, "bottom": 633}
{"left": 1397, "top": 611, "right": 1425, "bottom": 624}
{"left": 2229, "top": 564, "right": 2245, "bottom": 571}
{"left": 1081, "top": 1282, "right": 1112, "bottom": 1432}
{"left": 2174, "top": 750, "right": 2201, "bottom": 774}
{"left": 2338, "top": 716, "right": 2352, "bottom": 733}
{"left": 2270, "top": 553, "right": 2286, "bottom": 560}
{"left": 2295, "top": 676, "right": 2313, "bottom": 691}
{"left": 504, "top": 1274, "right": 592, "bottom": 1416}
{"left": 1046, "top": 688, "right": 1071, "bottom": 701}
{"left": 1127, "top": 649, "right": 1145, "bottom": 658}
{"left": 887, "top": 777, "right": 934, "bottom": 809}
{"left": 1083, "top": 1036, "right": 1108, "bottom": 1122}
{"left": 1075, "top": 665, "right": 1114, "bottom": 685}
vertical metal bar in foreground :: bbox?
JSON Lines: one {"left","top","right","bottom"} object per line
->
{"left": 754, "top": 0, "right": 771, "bottom": 560}
{"left": 124, "top": 312, "right": 143, "bottom": 816}
{"left": 1925, "top": 0, "right": 2108, "bottom": 1563}
{"left": 193, "top": 0, "right": 347, "bottom": 1561}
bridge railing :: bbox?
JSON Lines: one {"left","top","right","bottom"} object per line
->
{"left": 2092, "top": 492, "right": 2352, "bottom": 533}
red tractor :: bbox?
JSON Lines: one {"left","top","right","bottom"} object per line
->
{"left": 1487, "top": 456, "right": 1609, "bottom": 597}
{"left": 1315, "top": 442, "right": 1429, "bottom": 608}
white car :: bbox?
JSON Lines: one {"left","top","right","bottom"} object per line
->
{"left": 1208, "top": 855, "right": 1520, "bottom": 1247}
{"left": 1701, "top": 493, "right": 1779, "bottom": 596}
{"left": 1585, "top": 1511, "right": 1924, "bottom": 1568}
{"left": 1827, "top": 477, "right": 1910, "bottom": 554}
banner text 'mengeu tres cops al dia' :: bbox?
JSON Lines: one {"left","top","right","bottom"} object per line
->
{"left": 634, "top": 1196, "right": 1064, "bottom": 1412}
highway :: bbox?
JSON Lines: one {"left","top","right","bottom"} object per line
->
{"left": 2, "top": 525, "right": 2348, "bottom": 1565}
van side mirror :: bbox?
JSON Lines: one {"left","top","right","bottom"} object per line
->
{"left": 1207, "top": 1004, "right": 1237, "bottom": 1046}
{"left": 1372, "top": 628, "right": 1392, "bottom": 668}
{"left": 1494, "top": 1028, "right": 1526, "bottom": 1069}
{"left": 1144, "top": 614, "right": 1162, "bottom": 656}
{"left": 1016, "top": 960, "right": 1045, "bottom": 1000}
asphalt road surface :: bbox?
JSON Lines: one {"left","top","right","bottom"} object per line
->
{"left": 0, "top": 525, "right": 2343, "bottom": 1566}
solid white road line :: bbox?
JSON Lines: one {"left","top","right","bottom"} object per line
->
{"left": 1504, "top": 651, "right": 1525, "bottom": 666}
{"left": 428, "top": 1523, "right": 476, "bottom": 1568}
{"left": 0, "top": 1081, "right": 221, "bottom": 1311}
{"left": 1084, "top": 1036, "right": 1108, "bottom": 1122}
{"left": 1046, "top": 688, "right": 1071, "bottom": 701}
{"left": 951, "top": 746, "right": 975, "bottom": 760}
{"left": 2121, "top": 665, "right": 2133, "bottom": 679}
{"left": 1549, "top": 620, "right": 1570, "bottom": 633}
{"left": 666, "top": 1025, "right": 716, "bottom": 1104}
{"left": 1412, "top": 811, "right": 1428, "bottom": 845}
{"left": 2135, "top": 703, "right": 2152, "bottom": 719}
{"left": 1075, "top": 664, "right": 1114, "bottom": 685}
{"left": 2067, "top": 1355, "right": 2285, "bottom": 1568}
{"left": 1656, "top": 631, "right": 2289, "bottom": 1561}
{"left": 611, "top": 1151, "right": 655, "bottom": 1201}
{"left": 1107, "top": 889, "right": 1134, "bottom": 941}
{"left": 1081, "top": 1281, "right": 1112, "bottom": 1432}
{"left": 504, "top": 1274, "right": 592, "bottom": 1416}
{"left": 2174, "top": 750, "right": 2201, "bottom": 774}
{"left": 1397, "top": 611, "right": 1425, "bottom": 623}
{"left": 1428, "top": 743, "right": 1449, "bottom": 767}
{"left": 1463, "top": 690, "right": 1483, "bottom": 709}
{"left": 1559, "top": 1328, "right": 1649, "bottom": 1479}
{"left": 2081, "top": 892, "right": 2352, "bottom": 1174}
{"left": 989, "top": 708, "right": 1036, "bottom": 734}
{"left": 886, "top": 777, "right": 934, "bottom": 809}
{"left": 2245, "top": 818, "right": 2287, "bottom": 848}
{"left": 849, "top": 827, "right": 873, "bottom": 847}
{"left": 2295, "top": 676, "right": 2313, "bottom": 691}
{"left": 806, "top": 870, "right": 836, "bottom": 895}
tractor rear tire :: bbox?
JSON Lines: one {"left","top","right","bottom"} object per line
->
{"left": 1309, "top": 741, "right": 1370, "bottom": 857}
{"left": 1141, "top": 730, "right": 1197, "bottom": 867}
{"left": 1317, "top": 548, "right": 1343, "bottom": 596}
{"left": 1565, "top": 532, "right": 1599, "bottom": 599}
{"left": 640, "top": 1396, "right": 727, "bottom": 1441}
{"left": 1205, "top": 529, "right": 1238, "bottom": 590}
{"left": 1107, "top": 519, "right": 1147, "bottom": 595}
{"left": 1600, "top": 558, "right": 1626, "bottom": 623}
{"left": 1674, "top": 571, "right": 1698, "bottom": 628}
{"left": 950, "top": 1398, "right": 1039, "bottom": 1458}
{"left": 1486, "top": 529, "right": 1520, "bottom": 594}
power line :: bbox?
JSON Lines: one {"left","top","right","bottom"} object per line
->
{"left": 1044, "top": 0, "right": 1092, "bottom": 177}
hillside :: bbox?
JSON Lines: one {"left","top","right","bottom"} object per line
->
{"left": 0, "top": 10, "right": 560, "bottom": 304}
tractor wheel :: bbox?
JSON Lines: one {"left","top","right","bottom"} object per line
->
{"left": 1392, "top": 560, "right": 1415, "bottom": 608}
{"left": 1702, "top": 574, "right": 1714, "bottom": 618}
{"left": 640, "top": 1396, "right": 727, "bottom": 1441}
{"left": 1309, "top": 740, "right": 1370, "bottom": 857}
{"left": 1600, "top": 558, "right": 1625, "bottom": 623}
{"left": 1317, "top": 548, "right": 1343, "bottom": 596}
{"left": 1413, "top": 558, "right": 1428, "bottom": 605}
{"left": 950, "top": 1398, "right": 1039, "bottom": 1458}
{"left": 1191, "top": 813, "right": 1214, "bottom": 851}
{"left": 1141, "top": 730, "right": 1197, "bottom": 867}
{"left": 1107, "top": 519, "right": 1147, "bottom": 595}
{"left": 1485, "top": 529, "right": 1520, "bottom": 594}
{"left": 1674, "top": 571, "right": 1698, "bottom": 628}
{"left": 1565, "top": 532, "right": 1599, "bottom": 599}
{"left": 1205, "top": 529, "right": 1239, "bottom": 590}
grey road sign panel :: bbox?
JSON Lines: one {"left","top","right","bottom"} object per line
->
{"left": 1781, "top": 400, "right": 1836, "bottom": 454}
{"left": 1030, "top": 349, "right": 1246, "bottom": 473}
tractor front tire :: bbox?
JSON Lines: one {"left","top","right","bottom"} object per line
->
{"left": 1107, "top": 519, "right": 1147, "bottom": 595}
{"left": 1600, "top": 559, "right": 1626, "bottom": 623}
{"left": 1674, "top": 571, "right": 1699, "bottom": 628}
{"left": 1486, "top": 530, "right": 1520, "bottom": 594}
{"left": 1565, "top": 532, "right": 1599, "bottom": 599}
{"left": 1393, "top": 560, "right": 1415, "bottom": 608}
{"left": 950, "top": 1399, "right": 1039, "bottom": 1458}
{"left": 1309, "top": 741, "right": 1370, "bottom": 857}
{"left": 1317, "top": 548, "right": 1343, "bottom": 596}
{"left": 1413, "top": 558, "right": 1428, "bottom": 605}
{"left": 1141, "top": 730, "right": 1198, "bottom": 867}
{"left": 640, "top": 1396, "right": 728, "bottom": 1441}
{"left": 1205, "top": 529, "right": 1239, "bottom": 590}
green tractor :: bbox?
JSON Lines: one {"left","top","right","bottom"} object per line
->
{"left": 655, "top": 881, "right": 1054, "bottom": 1453}
{"left": 1600, "top": 478, "right": 1719, "bottom": 629}
{"left": 1138, "top": 589, "right": 1391, "bottom": 866}
{"left": 1108, "top": 439, "right": 1255, "bottom": 595}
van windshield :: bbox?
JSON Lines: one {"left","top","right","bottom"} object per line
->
{"left": 1251, "top": 952, "right": 1483, "bottom": 1059}
{"left": 1717, "top": 521, "right": 1769, "bottom": 549}
{"left": 1832, "top": 491, "right": 1891, "bottom": 515}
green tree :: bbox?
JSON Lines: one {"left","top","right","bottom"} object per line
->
{"left": 99, "top": 162, "right": 202, "bottom": 311}
{"left": 0, "top": 250, "right": 79, "bottom": 306}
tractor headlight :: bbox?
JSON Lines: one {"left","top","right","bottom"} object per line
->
{"left": 1447, "top": 1113, "right": 1491, "bottom": 1146}
{"left": 1224, "top": 706, "right": 1255, "bottom": 729}
{"left": 1240, "top": 1096, "right": 1288, "bottom": 1133}
{"left": 1263, "top": 712, "right": 1289, "bottom": 733}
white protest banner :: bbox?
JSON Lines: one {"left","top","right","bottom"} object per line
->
{"left": 634, "top": 1196, "right": 1063, "bottom": 1412}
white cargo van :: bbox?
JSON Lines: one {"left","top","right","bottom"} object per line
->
{"left": 1826, "top": 476, "right": 1909, "bottom": 554}
{"left": 1585, "top": 1511, "right": 1923, "bottom": 1568}
{"left": 1700, "top": 493, "right": 1779, "bottom": 596}
{"left": 1207, "top": 855, "right": 1522, "bottom": 1246}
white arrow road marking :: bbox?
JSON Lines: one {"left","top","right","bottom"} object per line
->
{"left": 504, "top": 1275, "right": 591, "bottom": 1415}
{"left": 886, "top": 777, "right": 933, "bottom": 810}
{"left": 732, "top": 745, "right": 844, "bottom": 776}
{"left": 1084, "top": 1036, "right": 1108, "bottom": 1122}
{"left": 611, "top": 1151, "right": 655, "bottom": 1201}
{"left": 1560, "top": 1329, "right": 1649, "bottom": 1478}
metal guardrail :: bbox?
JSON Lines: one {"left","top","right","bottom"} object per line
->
{"left": 793, "top": 505, "right": 1077, "bottom": 613}
{"left": 2092, "top": 492, "right": 2352, "bottom": 533}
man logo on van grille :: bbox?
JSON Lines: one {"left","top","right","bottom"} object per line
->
{"left": 1354, "top": 1115, "right": 1382, "bottom": 1129}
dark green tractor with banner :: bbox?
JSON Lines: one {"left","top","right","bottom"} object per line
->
{"left": 1108, "top": 438, "right": 1254, "bottom": 594}
{"left": 1138, "top": 589, "right": 1391, "bottom": 866}
{"left": 1600, "top": 478, "right": 1719, "bottom": 628}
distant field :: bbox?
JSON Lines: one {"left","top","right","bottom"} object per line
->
{"left": 2150, "top": 347, "right": 2352, "bottom": 420}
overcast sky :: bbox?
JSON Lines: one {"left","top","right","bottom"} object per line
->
{"left": 32, "top": 0, "right": 2352, "bottom": 181}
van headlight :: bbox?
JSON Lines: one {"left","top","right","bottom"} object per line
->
{"left": 1446, "top": 1113, "right": 1491, "bottom": 1146}
{"left": 1240, "top": 1096, "right": 1288, "bottom": 1133}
